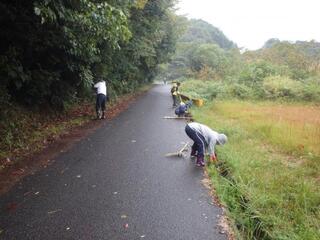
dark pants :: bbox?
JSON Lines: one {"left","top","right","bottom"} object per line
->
{"left": 185, "top": 125, "right": 206, "bottom": 157}
{"left": 96, "top": 94, "right": 106, "bottom": 114}
{"left": 175, "top": 105, "right": 187, "bottom": 117}
{"left": 172, "top": 95, "right": 178, "bottom": 107}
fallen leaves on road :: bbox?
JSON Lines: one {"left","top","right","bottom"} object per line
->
{"left": 60, "top": 167, "right": 68, "bottom": 174}
{"left": 23, "top": 191, "right": 32, "bottom": 196}
{"left": 121, "top": 215, "right": 127, "bottom": 219}
{"left": 218, "top": 215, "right": 232, "bottom": 237}
{"left": 124, "top": 223, "right": 129, "bottom": 229}
{"left": 6, "top": 203, "right": 18, "bottom": 212}
{"left": 11, "top": 169, "right": 25, "bottom": 176}
{"left": 48, "top": 209, "right": 62, "bottom": 215}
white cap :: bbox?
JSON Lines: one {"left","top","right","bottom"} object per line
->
{"left": 217, "top": 134, "right": 228, "bottom": 145}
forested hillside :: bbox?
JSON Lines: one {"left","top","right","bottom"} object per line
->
{"left": 179, "top": 19, "right": 236, "bottom": 49}
{"left": 162, "top": 17, "right": 239, "bottom": 81}
{"left": 163, "top": 18, "right": 320, "bottom": 102}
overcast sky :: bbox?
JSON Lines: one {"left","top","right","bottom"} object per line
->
{"left": 176, "top": 0, "right": 320, "bottom": 50}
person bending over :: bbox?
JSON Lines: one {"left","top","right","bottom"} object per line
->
{"left": 175, "top": 101, "right": 192, "bottom": 117}
{"left": 94, "top": 80, "right": 107, "bottom": 119}
{"left": 185, "top": 122, "right": 227, "bottom": 167}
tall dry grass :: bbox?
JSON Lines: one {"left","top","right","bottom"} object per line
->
{"left": 191, "top": 100, "right": 320, "bottom": 239}
{"left": 214, "top": 101, "right": 320, "bottom": 157}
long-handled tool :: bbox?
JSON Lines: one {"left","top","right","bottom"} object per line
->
{"left": 165, "top": 142, "right": 189, "bottom": 157}
{"left": 163, "top": 116, "right": 192, "bottom": 120}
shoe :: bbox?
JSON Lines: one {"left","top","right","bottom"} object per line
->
{"left": 190, "top": 148, "right": 197, "bottom": 157}
{"left": 196, "top": 161, "right": 205, "bottom": 167}
{"left": 196, "top": 155, "right": 205, "bottom": 167}
{"left": 97, "top": 110, "right": 102, "bottom": 119}
{"left": 102, "top": 111, "right": 106, "bottom": 119}
{"left": 190, "top": 145, "right": 197, "bottom": 157}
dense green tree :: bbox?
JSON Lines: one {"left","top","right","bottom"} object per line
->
{"left": 0, "top": 0, "right": 132, "bottom": 109}
{"left": 0, "top": 0, "right": 178, "bottom": 110}
{"left": 188, "top": 43, "right": 229, "bottom": 78}
{"left": 239, "top": 61, "right": 277, "bottom": 87}
{"left": 94, "top": 0, "right": 179, "bottom": 96}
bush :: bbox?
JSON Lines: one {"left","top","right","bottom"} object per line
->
{"left": 180, "top": 79, "right": 227, "bottom": 100}
{"left": 227, "top": 84, "right": 253, "bottom": 99}
{"left": 239, "top": 61, "right": 277, "bottom": 87}
{"left": 300, "top": 83, "right": 320, "bottom": 102}
{"left": 180, "top": 75, "right": 320, "bottom": 103}
{"left": 263, "top": 75, "right": 314, "bottom": 100}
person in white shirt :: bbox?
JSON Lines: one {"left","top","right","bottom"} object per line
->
{"left": 94, "top": 80, "right": 107, "bottom": 119}
{"left": 185, "top": 122, "right": 227, "bottom": 167}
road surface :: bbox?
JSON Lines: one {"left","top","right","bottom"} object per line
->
{"left": 0, "top": 85, "right": 227, "bottom": 240}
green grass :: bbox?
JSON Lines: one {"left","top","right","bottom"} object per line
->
{"left": 191, "top": 102, "right": 320, "bottom": 240}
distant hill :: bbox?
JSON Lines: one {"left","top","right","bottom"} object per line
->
{"left": 179, "top": 19, "right": 236, "bottom": 50}
{"left": 295, "top": 40, "right": 320, "bottom": 60}
{"left": 262, "top": 39, "right": 320, "bottom": 61}
{"left": 262, "top": 38, "right": 281, "bottom": 49}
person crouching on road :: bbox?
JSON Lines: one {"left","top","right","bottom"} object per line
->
{"left": 94, "top": 80, "right": 107, "bottom": 119}
{"left": 185, "top": 122, "right": 227, "bottom": 167}
{"left": 175, "top": 101, "right": 192, "bottom": 117}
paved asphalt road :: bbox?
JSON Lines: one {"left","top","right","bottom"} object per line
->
{"left": 0, "top": 85, "right": 227, "bottom": 240}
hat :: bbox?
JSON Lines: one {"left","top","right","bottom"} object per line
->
{"left": 217, "top": 134, "right": 228, "bottom": 145}
{"left": 186, "top": 100, "right": 193, "bottom": 108}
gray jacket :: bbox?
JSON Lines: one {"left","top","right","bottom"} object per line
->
{"left": 187, "top": 122, "right": 227, "bottom": 156}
